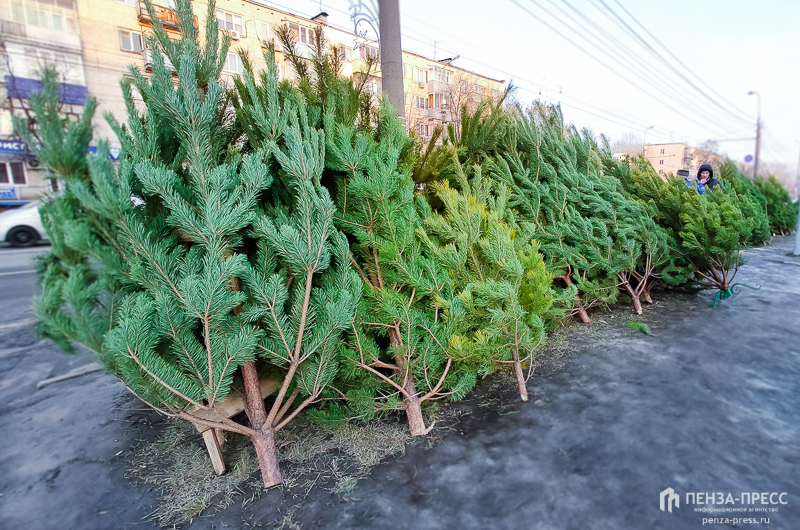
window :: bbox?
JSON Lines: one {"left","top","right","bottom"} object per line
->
{"left": 415, "top": 96, "right": 428, "bottom": 109}
{"left": 119, "top": 30, "right": 143, "bottom": 53}
{"left": 340, "top": 46, "right": 353, "bottom": 62}
{"left": 364, "top": 79, "right": 378, "bottom": 95}
{"left": 10, "top": 0, "right": 77, "bottom": 33}
{"left": 16, "top": 45, "right": 85, "bottom": 85}
{"left": 491, "top": 89, "right": 501, "bottom": 99}
{"left": 215, "top": 9, "right": 243, "bottom": 34}
{"left": 459, "top": 80, "right": 470, "bottom": 93}
{"left": 286, "top": 23, "right": 314, "bottom": 45}
{"left": 359, "top": 45, "right": 378, "bottom": 60}
{"left": 432, "top": 67, "right": 452, "bottom": 84}
{"left": 415, "top": 68, "right": 426, "bottom": 83}
{"left": 259, "top": 22, "right": 270, "bottom": 42}
{"left": 116, "top": 0, "right": 136, "bottom": 6}
{"left": 659, "top": 160, "right": 664, "bottom": 165}
{"left": 475, "top": 85, "right": 485, "bottom": 95}
{"left": 432, "top": 67, "right": 453, "bottom": 85}
{"left": 416, "top": 124, "right": 429, "bottom": 136}
{"left": 430, "top": 92, "right": 448, "bottom": 109}
{"left": 660, "top": 148, "right": 665, "bottom": 155}
{"left": 222, "top": 52, "right": 244, "bottom": 74}
{"left": 658, "top": 169, "right": 664, "bottom": 175}
{"left": 0, "top": 162, "right": 26, "bottom": 185}
{"left": 403, "top": 64, "right": 412, "bottom": 79}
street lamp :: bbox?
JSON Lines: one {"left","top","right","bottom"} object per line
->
{"left": 748, "top": 91, "right": 761, "bottom": 178}
{"left": 643, "top": 126, "right": 654, "bottom": 155}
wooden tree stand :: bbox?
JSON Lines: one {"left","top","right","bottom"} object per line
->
{"left": 185, "top": 378, "right": 279, "bottom": 475}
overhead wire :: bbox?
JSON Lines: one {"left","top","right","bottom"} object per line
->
{"left": 515, "top": 0, "right": 743, "bottom": 137}
{"left": 256, "top": 0, "right": 739, "bottom": 145}
{"left": 398, "top": 28, "right": 672, "bottom": 136}
{"left": 397, "top": 10, "right": 661, "bottom": 132}
{"left": 307, "top": 0, "right": 667, "bottom": 136}
{"left": 553, "top": 0, "right": 749, "bottom": 132}
{"left": 590, "top": 0, "right": 752, "bottom": 126}
{"left": 606, "top": 0, "right": 754, "bottom": 124}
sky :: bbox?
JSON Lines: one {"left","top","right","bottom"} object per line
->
{"left": 257, "top": 0, "right": 799, "bottom": 181}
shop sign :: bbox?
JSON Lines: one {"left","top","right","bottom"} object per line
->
{"left": 0, "top": 186, "right": 16, "bottom": 199}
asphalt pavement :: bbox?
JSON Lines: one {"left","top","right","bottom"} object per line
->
{"left": 0, "top": 238, "right": 798, "bottom": 530}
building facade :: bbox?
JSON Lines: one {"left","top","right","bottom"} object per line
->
{"left": 644, "top": 142, "right": 723, "bottom": 179}
{"left": 0, "top": 0, "right": 504, "bottom": 205}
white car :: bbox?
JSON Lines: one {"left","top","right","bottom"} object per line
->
{"left": 0, "top": 201, "right": 49, "bottom": 247}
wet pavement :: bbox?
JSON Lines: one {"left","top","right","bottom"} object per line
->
{"left": 1, "top": 237, "right": 798, "bottom": 530}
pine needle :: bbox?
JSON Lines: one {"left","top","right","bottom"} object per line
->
{"left": 627, "top": 321, "right": 655, "bottom": 336}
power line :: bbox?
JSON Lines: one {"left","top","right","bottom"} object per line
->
{"left": 508, "top": 0, "right": 737, "bottom": 137}
{"left": 398, "top": 30, "right": 668, "bottom": 135}
{"left": 606, "top": 0, "right": 754, "bottom": 124}
{"left": 302, "top": 0, "right": 670, "bottom": 132}
{"left": 590, "top": 0, "right": 752, "bottom": 127}
{"left": 555, "top": 0, "right": 748, "bottom": 133}
{"left": 518, "top": 0, "right": 744, "bottom": 136}
{"left": 256, "top": 0, "right": 727, "bottom": 145}
{"left": 397, "top": 9, "right": 656, "bottom": 130}
{"left": 304, "top": 0, "right": 664, "bottom": 135}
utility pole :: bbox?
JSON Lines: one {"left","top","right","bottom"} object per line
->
{"left": 378, "top": 0, "right": 405, "bottom": 128}
{"left": 748, "top": 91, "right": 761, "bottom": 178}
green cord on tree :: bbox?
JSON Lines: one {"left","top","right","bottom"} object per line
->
{"left": 709, "top": 283, "right": 761, "bottom": 308}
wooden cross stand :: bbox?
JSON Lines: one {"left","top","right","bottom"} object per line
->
{"left": 185, "top": 378, "right": 279, "bottom": 475}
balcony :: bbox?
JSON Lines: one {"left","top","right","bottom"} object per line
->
{"left": 427, "top": 105, "right": 450, "bottom": 120}
{"left": 0, "top": 20, "right": 26, "bottom": 38}
{"left": 138, "top": 1, "right": 181, "bottom": 29}
{"left": 141, "top": 49, "right": 175, "bottom": 73}
{"left": 426, "top": 79, "right": 448, "bottom": 94}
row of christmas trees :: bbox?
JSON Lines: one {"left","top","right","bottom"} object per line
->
{"left": 17, "top": 0, "right": 795, "bottom": 488}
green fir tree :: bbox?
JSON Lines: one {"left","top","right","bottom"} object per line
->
{"left": 16, "top": 0, "right": 360, "bottom": 487}
{"left": 322, "top": 106, "right": 476, "bottom": 435}
{"left": 418, "top": 161, "right": 553, "bottom": 401}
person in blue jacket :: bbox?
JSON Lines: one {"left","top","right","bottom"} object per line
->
{"left": 678, "top": 168, "right": 706, "bottom": 194}
{"left": 697, "top": 164, "right": 721, "bottom": 192}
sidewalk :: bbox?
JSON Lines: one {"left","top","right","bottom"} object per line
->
{"left": 1, "top": 237, "right": 797, "bottom": 530}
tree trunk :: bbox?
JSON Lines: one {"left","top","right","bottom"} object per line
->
{"left": 642, "top": 286, "right": 654, "bottom": 305}
{"left": 401, "top": 375, "right": 429, "bottom": 436}
{"left": 575, "top": 297, "right": 591, "bottom": 323}
{"left": 386, "top": 329, "right": 430, "bottom": 436}
{"left": 564, "top": 275, "right": 590, "bottom": 323}
{"left": 250, "top": 426, "right": 282, "bottom": 487}
{"left": 241, "top": 361, "right": 282, "bottom": 487}
{"left": 512, "top": 349, "right": 529, "bottom": 402}
{"left": 623, "top": 281, "right": 643, "bottom": 315}
{"left": 404, "top": 391, "right": 428, "bottom": 436}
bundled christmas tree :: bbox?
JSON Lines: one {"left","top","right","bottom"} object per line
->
{"left": 493, "top": 103, "right": 664, "bottom": 320}
{"left": 717, "top": 161, "right": 771, "bottom": 244}
{"left": 16, "top": 0, "right": 360, "bottom": 487}
{"left": 719, "top": 160, "right": 796, "bottom": 237}
{"left": 321, "top": 106, "right": 476, "bottom": 434}
{"left": 754, "top": 175, "right": 799, "bottom": 235}
{"left": 418, "top": 161, "right": 553, "bottom": 401}
{"left": 615, "top": 159, "right": 762, "bottom": 297}
{"left": 596, "top": 149, "right": 672, "bottom": 313}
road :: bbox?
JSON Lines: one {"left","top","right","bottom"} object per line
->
{"left": 0, "top": 245, "right": 48, "bottom": 326}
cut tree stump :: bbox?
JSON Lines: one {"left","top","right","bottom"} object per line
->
{"left": 185, "top": 377, "right": 279, "bottom": 475}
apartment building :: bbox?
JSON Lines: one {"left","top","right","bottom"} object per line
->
{"left": 644, "top": 142, "right": 723, "bottom": 180}
{"left": 0, "top": 0, "right": 504, "bottom": 205}
{"left": 0, "top": 0, "right": 88, "bottom": 202}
